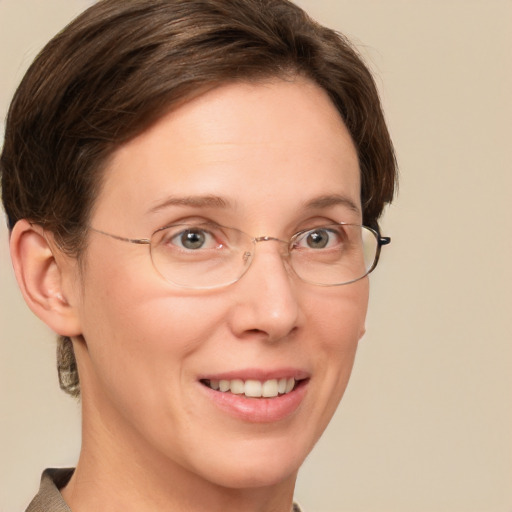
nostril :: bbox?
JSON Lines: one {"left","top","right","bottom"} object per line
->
{"left": 247, "top": 328, "right": 266, "bottom": 336}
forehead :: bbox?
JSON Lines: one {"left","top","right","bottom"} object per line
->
{"left": 93, "top": 78, "right": 361, "bottom": 232}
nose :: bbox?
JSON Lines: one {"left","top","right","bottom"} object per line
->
{"left": 227, "top": 238, "right": 301, "bottom": 343}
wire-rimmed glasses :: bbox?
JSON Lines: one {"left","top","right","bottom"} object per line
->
{"left": 89, "top": 222, "right": 390, "bottom": 289}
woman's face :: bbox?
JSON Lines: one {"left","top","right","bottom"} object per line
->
{"left": 72, "top": 78, "right": 368, "bottom": 489}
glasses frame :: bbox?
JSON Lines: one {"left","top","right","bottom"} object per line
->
{"left": 88, "top": 223, "right": 391, "bottom": 288}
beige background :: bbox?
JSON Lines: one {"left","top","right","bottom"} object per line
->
{"left": 1, "top": 1, "right": 511, "bottom": 511}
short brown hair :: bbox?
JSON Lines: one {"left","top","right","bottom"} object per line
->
{"left": 1, "top": 0, "right": 397, "bottom": 397}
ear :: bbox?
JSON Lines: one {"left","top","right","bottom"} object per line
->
{"left": 9, "top": 219, "right": 82, "bottom": 337}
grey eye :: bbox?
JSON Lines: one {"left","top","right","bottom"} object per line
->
{"left": 305, "top": 229, "right": 330, "bottom": 249}
{"left": 179, "top": 229, "right": 206, "bottom": 250}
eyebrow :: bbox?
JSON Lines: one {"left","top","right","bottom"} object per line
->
{"left": 147, "top": 193, "right": 360, "bottom": 216}
{"left": 303, "top": 194, "right": 361, "bottom": 215}
{"left": 147, "top": 194, "right": 231, "bottom": 214}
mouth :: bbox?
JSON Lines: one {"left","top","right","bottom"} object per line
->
{"left": 200, "top": 377, "right": 304, "bottom": 398}
{"left": 198, "top": 369, "right": 310, "bottom": 422}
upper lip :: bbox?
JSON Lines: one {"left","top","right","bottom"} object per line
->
{"left": 198, "top": 367, "right": 310, "bottom": 382}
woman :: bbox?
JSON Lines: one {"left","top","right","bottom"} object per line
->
{"left": 1, "top": 0, "right": 397, "bottom": 510}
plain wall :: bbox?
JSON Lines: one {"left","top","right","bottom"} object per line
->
{"left": 1, "top": 1, "right": 511, "bottom": 511}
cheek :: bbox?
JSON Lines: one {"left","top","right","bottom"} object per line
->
{"left": 75, "top": 248, "right": 226, "bottom": 400}
{"left": 76, "top": 273, "right": 231, "bottom": 450}
{"left": 303, "top": 280, "right": 368, "bottom": 425}
{"left": 80, "top": 278, "right": 225, "bottom": 368}
{"left": 80, "top": 241, "right": 220, "bottom": 339}
{"left": 305, "top": 278, "right": 369, "bottom": 350}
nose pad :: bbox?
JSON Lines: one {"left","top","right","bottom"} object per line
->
{"left": 244, "top": 237, "right": 296, "bottom": 285}
{"left": 253, "top": 236, "right": 291, "bottom": 265}
{"left": 237, "top": 238, "right": 292, "bottom": 284}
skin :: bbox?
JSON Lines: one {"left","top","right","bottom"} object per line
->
{"left": 11, "top": 78, "right": 368, "bottom": 512}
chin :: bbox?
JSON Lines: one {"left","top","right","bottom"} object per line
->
{"left": 205, "top": 458, "right": 300, "bottom": 490}
{"left": 185, "top": 430, "right": 314, "bottom": 490}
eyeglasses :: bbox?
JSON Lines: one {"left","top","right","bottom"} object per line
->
{"left": 89, "top": 222, "right": 390, "bottom": 289}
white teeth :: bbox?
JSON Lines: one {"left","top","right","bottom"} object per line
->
{"left": 262, "top": 379, "right": 279, "bottom": 397}
{"left": 230, "top": 379, "right": 244, "bottom": 394}
{"left": 206, "top": 377, "right": 297, "bottom": 397}
{"left": 245, "top": 380, "right": 262, "bottom": 397}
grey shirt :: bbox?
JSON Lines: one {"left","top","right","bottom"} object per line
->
{"left": 26, "top": 469, "right": 73, "bottom": 512}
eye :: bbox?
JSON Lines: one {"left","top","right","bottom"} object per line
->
{"left": 172, "top": 227, "right": 219, "bottom": 250}
{"left": 305, "top": 229, "right": 330, "bottom": 249}
{"left": 177, "top": 229, "right": 208, "bottom": 249}
{"left": 156, "top": 224, "right": 223, "bottom": 251}
{"left": 295, "top": 226, "right": 344, "bottom": 250}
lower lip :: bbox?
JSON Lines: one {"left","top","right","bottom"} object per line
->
{"left": 200, "top": 380, "right": 308, "bottom": 423}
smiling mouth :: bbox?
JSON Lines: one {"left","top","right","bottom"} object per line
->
{"left": 200, "top": 378, "right": 304, "bottom": 398}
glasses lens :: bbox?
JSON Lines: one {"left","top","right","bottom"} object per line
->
{"left": 290, "top": 224, "right": 378, "bottom": 286}
{"left": 149, "top": 223, "right": 379, "bottom": 289}
{"left": 150, "top": 223, "right": 253, "bottom": 289}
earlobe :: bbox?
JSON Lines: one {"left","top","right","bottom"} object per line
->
{"left": 9, "top": 219, "right": 82, "bottom": 337}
